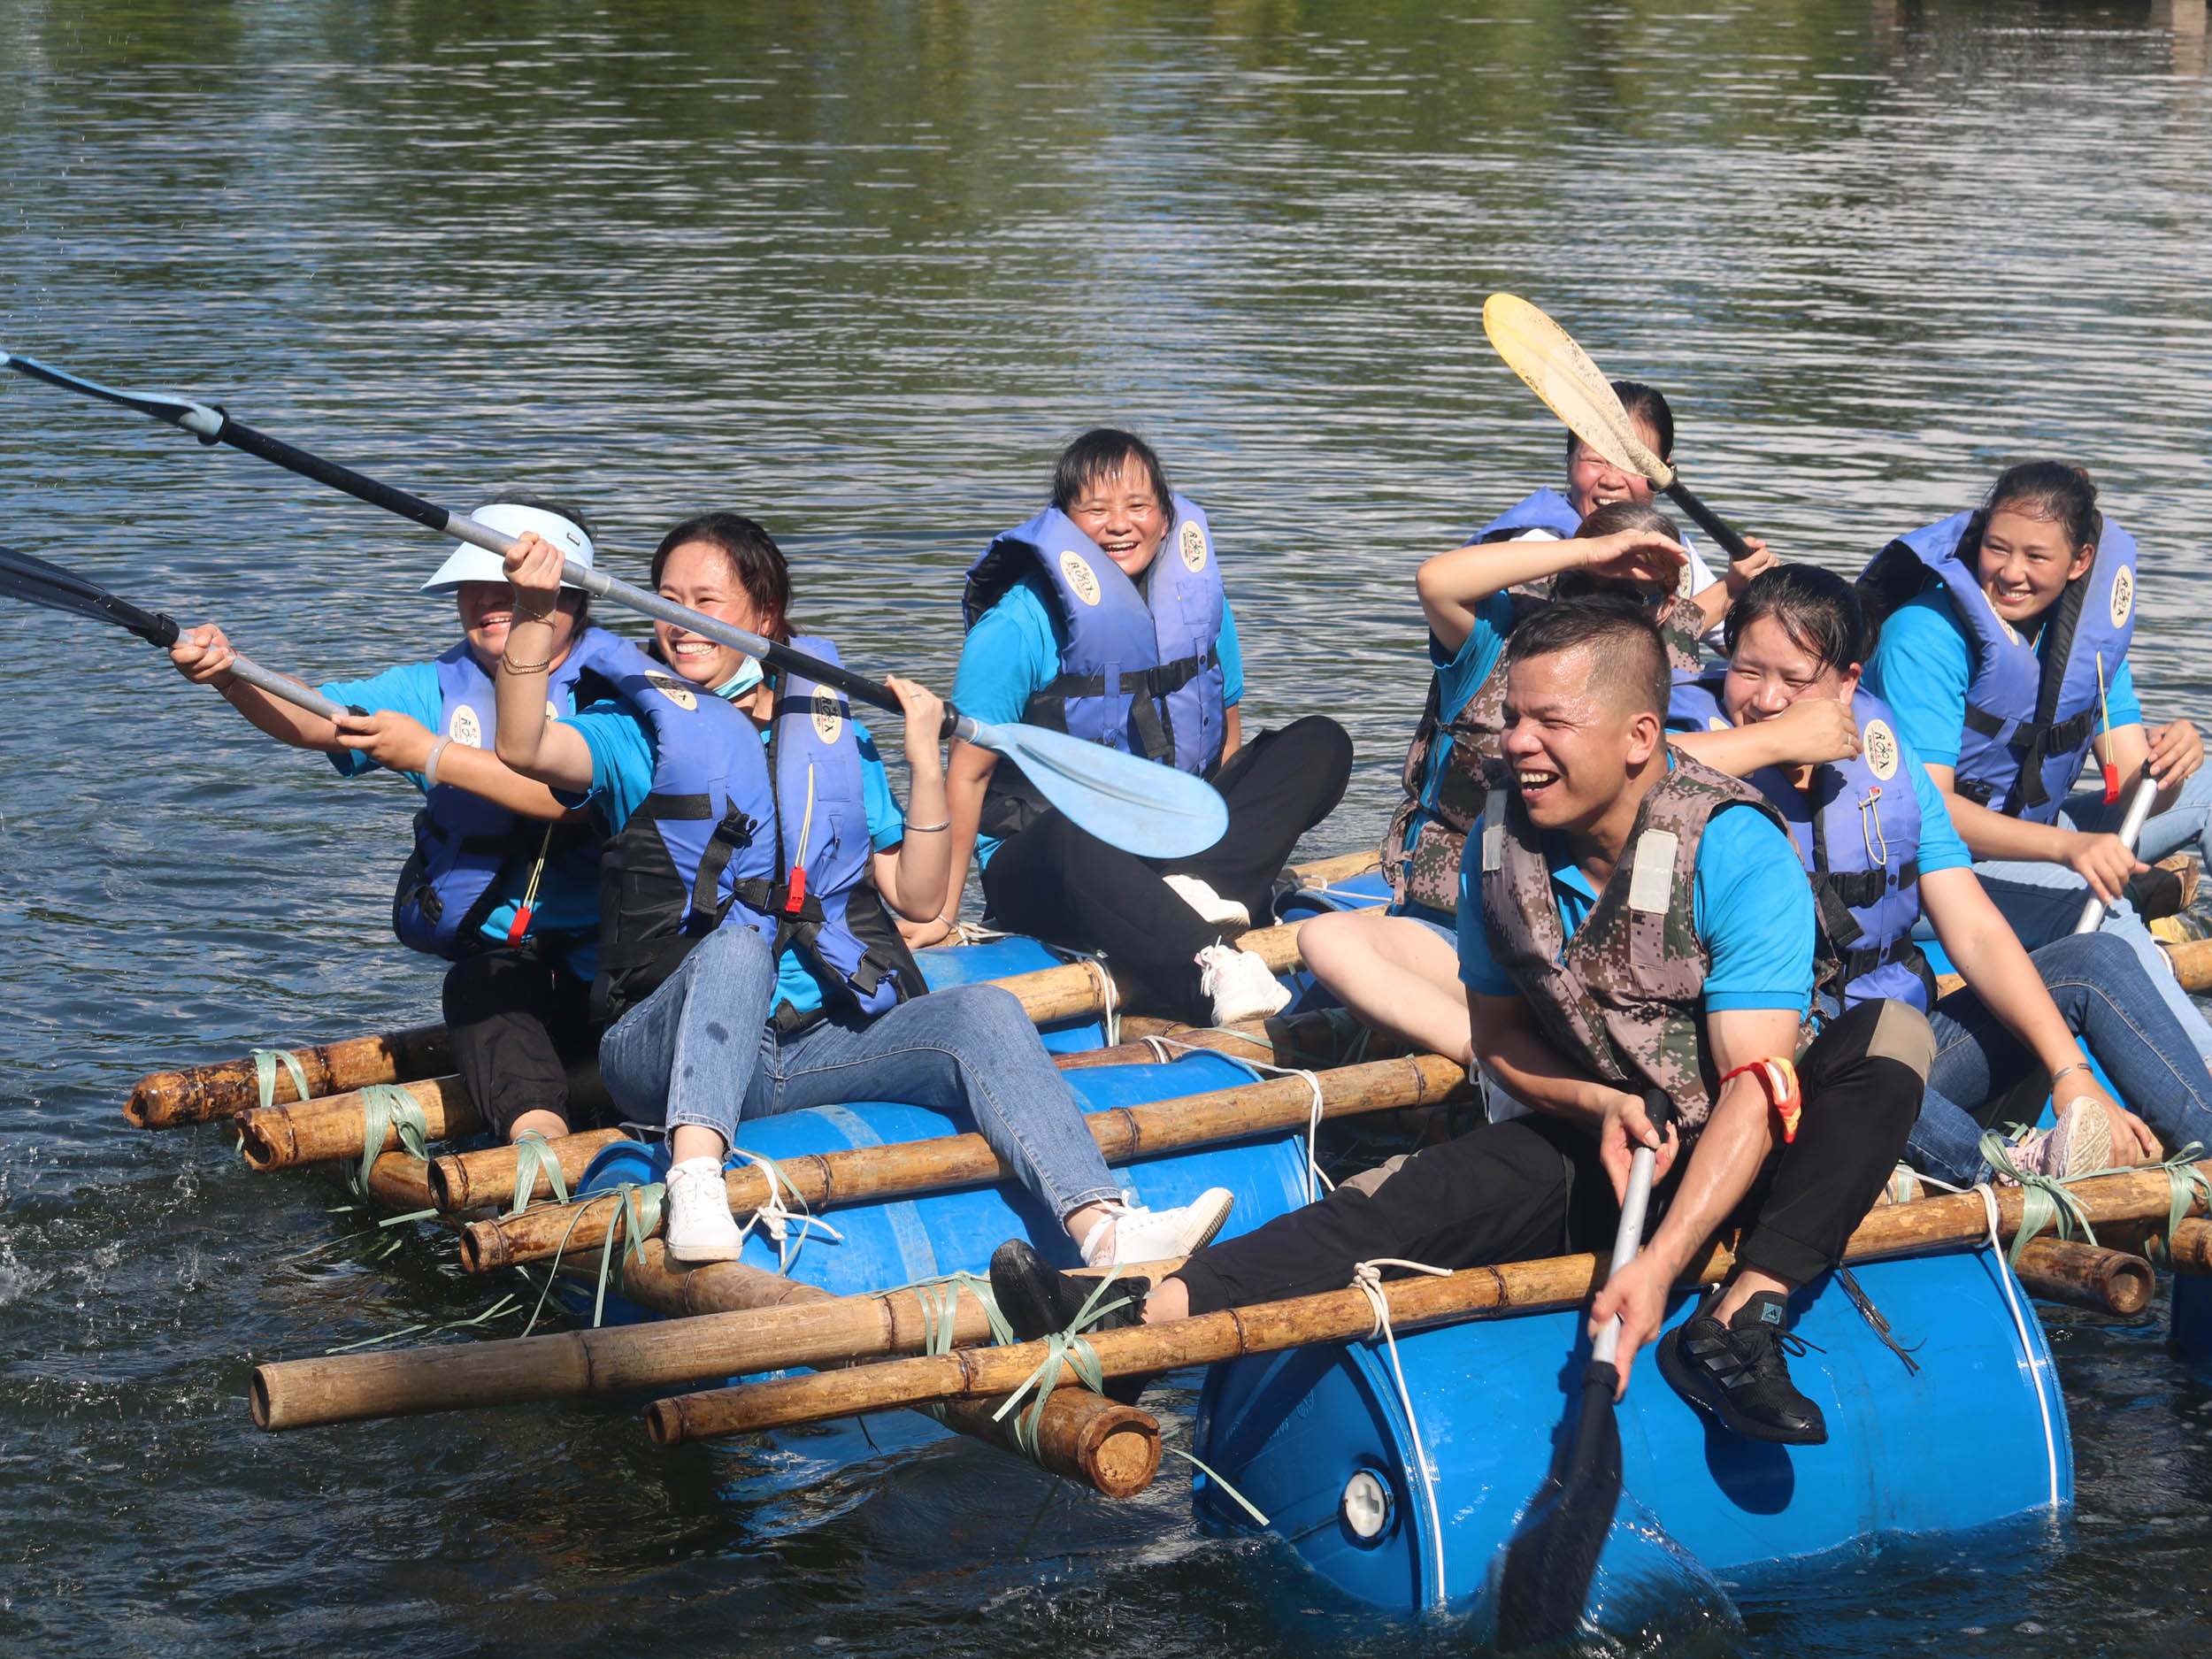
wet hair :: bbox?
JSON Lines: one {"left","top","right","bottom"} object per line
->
{"left": 1983, "top": 461, "right": 2099, "bottom": 554}
{"left": 1052, "top": 428, "right": 1173, "bottom": 516}
{"left": 1574, "top": 500, "right": 1680, "bottom": 541}
{"left": 650, "top": 511, "right": 793, "bottom": 643}
{"left": 475, "top": 489, "right": 596, "bottom": 622}
{"left": 1723, "top": 564, "right": 1864, "bottom": 676}
{"left": 1548, "top": 501, "right": 1683, "bottom": 609}
{"left": 1565, "top": 380, "right": 1676, "bottom": 464}
{"left": 1504, "top": 596, "right": 1670, "bottom": 720}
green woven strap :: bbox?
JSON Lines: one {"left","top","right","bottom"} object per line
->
{"left": 509, "top": 1130, "right": 572, "bottom": 1216}
{"left": 989, "top": 1270, "right": 1140, "bottom": 1458}
{"left": 252, "top": 1048, "right": 311, "bottom": 1112}
{"left": 2140, "top": 1141, "right": 2210, "bottom": 1268}
{"left": 352, "top": 1084, "right": 431, "bottom": 1200}
{"left": 1980, "top": 1129, "right": 2098, "bottom": 1267}
{"left": 521, "top": 1179, "right": 665, "bottom": 1335}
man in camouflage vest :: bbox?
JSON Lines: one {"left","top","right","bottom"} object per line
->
{"left": 991, "top": 600, "right": 1931, "bottom": 1445}
{"left": 1300, "top": 497, "right": 1768, "bottom": 1095}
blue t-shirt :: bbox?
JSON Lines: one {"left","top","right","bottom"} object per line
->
{"left": 562, "top": 697, "right": 906, "bottom": 1020}
{"left": 319, "top": 657, "right": 602, "bottom": 968}
{"left": 953, "top": 572, "right": 1245, "bottom": 867}
{"left": 1456, "top": 792, "right": 1815, "bottom": 1016}
{"left": 1864, "top": 588, "right": 2139, "bottom": 771}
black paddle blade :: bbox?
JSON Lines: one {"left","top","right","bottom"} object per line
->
{"left": 1494, "top": 1360, "right": 1624, "bottom": 1652}
{"left": 0, "top": 544, "right": 179, "bottom": 646}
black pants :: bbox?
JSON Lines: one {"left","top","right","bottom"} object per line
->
{"left": 1176, "top": 998, "right": 1926, "bottom": 1316}
{"left": 981, "top": 715, "right": 1354, "bottom": 1019}
{"left": 442, "top": 946, "right": 603, "bottom": 1140}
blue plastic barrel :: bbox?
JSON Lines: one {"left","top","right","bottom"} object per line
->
{"left": 570, "top": 1050, "right": 1312, "bottom": 1323}
{"left": 911, "top": 935, "right": 1107, "bottom": 1053}
{"left": 1192, "top": 1247, "right": 2070, "bottom": 1614}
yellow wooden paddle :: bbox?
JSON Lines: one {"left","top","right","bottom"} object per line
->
{"left": 1482, "top": 293, "right": 1761, "bottom": 563}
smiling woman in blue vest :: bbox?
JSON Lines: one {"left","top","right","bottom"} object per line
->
{"left": 940, "top": 430, "right": 1355, "bottom": 1027}
{"left": 1671, "top": 564, "right": 2212, "bottom": 1187}
{"left": 165, "top": 495, "right": 626, "bottom": 1145}
{"left": 1860, "top": 462, "right": 2212, "bottom": 1062}
{"left": 490, "top": 512, "right": 1231, "bottom": 1266}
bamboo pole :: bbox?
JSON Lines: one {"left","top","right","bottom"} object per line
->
{"left": 238, "top": 1075, "right": 474, "bottom": 1170}
{"left": 429, "top": 1011, "right": 1390, "bottom": 1213}
{"left": 253, "top": 1253, "right": 1179, "bottom": 1431}
{"left": 461, "top": 1053, "right": 1471, "bottom": 1274}
{"left": 1058, "top": 1009, "right": 1395, "bottom": 1072}
{"left": 2010, "top": 1237, "right": 2154, "bottom": 1317}
{"left": 251, "top": 1259, "right": 1160, "bottom": 1499}
{"left": 127, "top": 1023, "right": 452, "bottom": 1129}
{"left": 133, "top": 852, "right": 1376, "bottom": 1133}
{"left": 2160, "top": 1218, "right": 2212, "bottom": 1275}
{"left": 641, "top": 1158, "right": 2212, "bottom": 1445}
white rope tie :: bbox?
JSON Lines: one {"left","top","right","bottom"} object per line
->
{"left": 1141, "top": 1034, "right": 1172, "bottom": 1064}
{"left": 727, "top": 1149, "right": 844, "bottom": 1275}
{"left": 1903, "top": 1167, "right": 2062, "bottom": 1511}
{"left": 1130, "top": 1032, "right": 1333, "bottom": 1201}
{"left": 1082, "top": 956, "right": 1120, "bottom": 1048}
{"left": 1351, "top": 1258, "right": 1452, "bottom": 1607}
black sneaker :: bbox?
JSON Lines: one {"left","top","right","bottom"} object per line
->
{"left": 987, "top": 1239, "right": 1151, "bottom": 1404}
{"left": 1656, "top": 1289, "right": 1828, "bottom": 1445}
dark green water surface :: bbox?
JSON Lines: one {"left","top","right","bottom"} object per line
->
{"left": 4, "top": 1, "right": 2211, "bottom": 1652}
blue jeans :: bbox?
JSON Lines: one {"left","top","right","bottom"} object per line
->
{"left": 596, "top": 926, "right": 1120, "bottom": 1219}
{"left": 1904, "top": 932, "right": 2212, "bottom": 1187}
{"left": 1935, "top": 768, "right": 2212, "bottom": 1060}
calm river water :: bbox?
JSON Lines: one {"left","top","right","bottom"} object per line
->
{"left": 4, "top": 1, "right": 2211, "bottom": 1653}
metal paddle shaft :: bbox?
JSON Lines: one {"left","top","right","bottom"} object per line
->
{"left": 0, "top": 542, "right": 355, "bottom": 722}
{"left": 1494, "top": 1087, "right": 1675, "bottom": 1651}
{"left": 1, "top": 349, "right": 1228, "bottom": 860}
{"left": 2075, "top": 777, "right": 2161, "bottom": 935}
{"left": 1659, "top": 478, "right": 1759, "bottom": 565}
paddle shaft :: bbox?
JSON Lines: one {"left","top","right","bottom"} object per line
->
{"left": 1659, "top": 477, "right": 1758, "bottom": 565}
{"left": 2076, "top": 776, "right": 2161, "bottom": 934}
{"left": 134, "top": 402, "right": 965, "bottom": 738}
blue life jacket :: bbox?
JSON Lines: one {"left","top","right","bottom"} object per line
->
{"left": 1471, "top": 488, "right": 1584, "bottom": 543}
{"left": 588, "top": 641, "right": 782, "bottom": 1025}
{"left": 1859, "top": 509, "right": 2137, "bottom": 823}
{"left": 763, "top": 637, "right": 926, "bottom": 1027}
{"left": 963, "top": 495, "right": 1227, "bottom": 838}
{"left": 391, "top": 626, "right": 632, "bottom": 962}
{"left": 1673, "top": 676, "right": 1935, "bottom": 1010}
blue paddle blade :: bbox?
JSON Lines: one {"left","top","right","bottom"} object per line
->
{"left": 966, "top": 718, "right": 1228, "bottom": 859}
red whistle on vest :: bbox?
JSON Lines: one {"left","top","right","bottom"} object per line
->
{"left": 2103, "top": 762, "right": 2121, "bottom": 806}
{"left": 504, "top": 904, "right": 534, "bottom": 947}
{"left": 783, "top": 866, "right": 808, "bottom": 914}
{"left": 1722, "top": 1056, "right": 1803, "bottom": 1144}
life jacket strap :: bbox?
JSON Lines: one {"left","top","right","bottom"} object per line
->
{"left": 1961, "top": 703, "right": 2100, "bottom": 816}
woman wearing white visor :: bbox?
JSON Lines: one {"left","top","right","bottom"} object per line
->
{"left": 168, "top": 494, "right": 633, "bottom": 1146}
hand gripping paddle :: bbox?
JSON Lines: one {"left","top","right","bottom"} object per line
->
{"left": 1, "top": 349, "right": 1229, "bottom": 859}
{"left": 1481, "top": 294, "right": 1762, "bottom": 564}
{"left": 1494, "top": 1087, "right": 1676, "bottom": 1651}
{"left": 0, "top": 542, "right": 357, "bottom": 721}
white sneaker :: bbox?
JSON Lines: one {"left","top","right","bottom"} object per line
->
{"left": 2004, "top": 1099, "right": 2114, "bottom": 1185}
{"left": 664, "top": 1156, "right": 742, "bottom": 1263}
{"left": 1196, "top": 942, "right": 1291, "bottom": 1025}
{"left": 1164, "top": 874, "right": 1250, "bottom": 929}
{"left": 1080, "top": 1187, "right": 1236, "bottom": 1267}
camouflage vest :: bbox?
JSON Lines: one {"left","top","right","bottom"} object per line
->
{"left": 1384, "top": 591, "right": 1709, "bottom": 914}
{"left": 1479, "top": 751, "right": 1789, "bottom": 1131}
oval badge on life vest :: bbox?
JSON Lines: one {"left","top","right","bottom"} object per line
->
{"left": 449, "top": 704, "right": 483, "bottom": 748}
{"left": 811, "top": 689, "right": 843, "bottom": 745}
{"left": 1179, "top": 520, "right": 1208, "bottom": 572}
{"left": 1059, "top": 550, "right": 1102, "bottom": 607}
{"left": 642, "top": 672, "right": 697, "bottom": 711}
{"left": 2110, "top": 565, "right": 2134, "bottom": 629}
{"left": 1863, "top": 718, "right": 1900, "bottom": 780}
